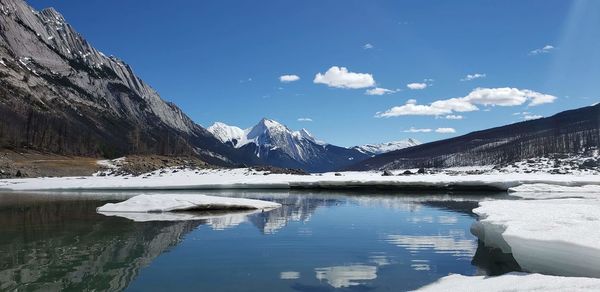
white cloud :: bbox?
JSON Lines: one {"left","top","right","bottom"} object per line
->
{"left": 460, "top": 73, "right": 486, "bottom": 81}
{"left": 365, "top": 87, "right": 397, "bottom": 96}
{"left": 376, "top": 87, "right": 556, "bottom": 118}
{"left": 444, "top": 115, "right": 464, "bottom": 120}
{"left": 435, "top": 127, "right": 456, "bottom": 133}
{"left": 314, "top": 66, "right": 375, "bottom": 89}
{"left": 297, "top": 118, "right": 313, "bottom": 122}
{"left": 407, "top": 82, "right": 427, "bottom": 90}
{"left": 279, "top": 74, "right": 300, "bottom": 83}
{"left": 363, "top": 43, "right": 374, "bottom": 49}
{"left": 431, "top": 97, "right": 479, "bottom": 112}
{"left": 280, "top": 271, "right": 300, "bottom": 280}
{"left": 377, "top": 104, "right": 450, "bottom": 117}
{"left": 402, "top": 127, "right": 456, "bottom": 134}
{"left": 527, "top": 91, "right": 557, "bottom": 106}
{"left": 523, "top": 115, "right": 543, "bottom": 121}
{"left": 530, "top": 45, "right": 555, "bottom": 55}
{"left": 404, "top": 127, "right": 432, "bottom": 133}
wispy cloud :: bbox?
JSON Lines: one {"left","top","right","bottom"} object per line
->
{"left": 365, "top": 87, "right": 397, "bottom": 96}
{"left": 444, "top": 115, "right": 464, "bottom": 120}
{"left": 297, "top": 118, "right": 313, "bottom": 122}
{"left": 279, "top": 74, "right": 300, "bottom": 83}
{"left": 460, "top": 73, "right": 486, "bottom": 81}
{"left": 529, "top": 44, "right": 555, "bottom": 55}
{"left": 435, "top": 127, "right": 456, "bottom": 133}
{"left": 363, "top": 43, "right": 374, "bottom": 49}
{"left": 314, "top": 66, "right": 375, "bottom": 89}
{"left": 376, "top": 87, "right": 556, "bottom": 118}
{"left": 404, "top": 127, "right": 432, "bottom": 133}
{"left": 403, "top": 127, "right": 457, "bottom": 134}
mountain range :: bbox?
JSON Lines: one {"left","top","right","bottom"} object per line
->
{"left": 208, "top": 119, "right": 418, "bottom": 172}
{"left": 1, "top": 0, "right": 598, "bottom": 174}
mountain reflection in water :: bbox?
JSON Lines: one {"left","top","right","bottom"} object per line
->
{"left": 0, "top": 191, "right": 519, "bottom": 291}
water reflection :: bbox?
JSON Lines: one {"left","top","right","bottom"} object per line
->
{"left": 0, "top": 195, "right": 200, "bottom": 291}
{"left": 315, "top": 265, "right": 378, "bottom": 288}
{"left": 0, "top": 191, "right": 518, "bottom": 291}
{"left": 386, "top": 231, "right": 477, "bottom": 258}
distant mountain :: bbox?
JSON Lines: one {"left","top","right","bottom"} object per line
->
{"left": 0, "top": 0, "right": 244, "bottom": 165}
{"left": 348, "top": 104, "right": 600, "bottom": 170}
{"left": 208, "top": 119, "right": 369, "bottom": 172}
{"left": 352, "top": 139, "right": 420, "bottom": 156}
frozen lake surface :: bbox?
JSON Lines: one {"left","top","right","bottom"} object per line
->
{"left": 0, "top": 190, "right": 519, "bottom": 291}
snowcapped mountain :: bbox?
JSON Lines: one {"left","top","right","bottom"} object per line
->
{"left": 352, "top": 139, "right": 420, "bottom": 156}
{"left": 208, "top": 118, "right": 369, "bottom": 172}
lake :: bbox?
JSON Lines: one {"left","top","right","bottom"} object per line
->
{"left": 0, "top": 190, "right": 520, "bottom": 291}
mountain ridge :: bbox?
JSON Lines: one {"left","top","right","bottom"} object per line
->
{"left": 0, "top": 0, "right": 245, "bottom": 165}
{"left": 348, "top": 104, "right": 600, "bottom": 170}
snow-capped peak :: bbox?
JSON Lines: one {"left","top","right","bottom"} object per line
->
{"left": 294, "top": 128, "right": 325, "bottom": 145}
{"left": 247, "top": 118, "right": 289, "bottom": 140}
{"left": 352, "top": 139, "right": 420, "bottom": 156}
{"left": 207, "top": 118, "right": 329, "bottom": 162}
{"left": 207, "top": 122, "right": 245, "bottom": 146}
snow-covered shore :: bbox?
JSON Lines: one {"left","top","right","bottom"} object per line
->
{"left": 415, "top": 273, "right": 600, "bottom": 292}
{"left": 418, "top": 180, "right": 600, "bottom": 291}
{"left": 0, "top": 168, "right": 599, "bottom": 192}
{"left": 472, "top": 198, "right": 600, "bottom": 278}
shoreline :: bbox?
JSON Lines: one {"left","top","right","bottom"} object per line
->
{"left": 1, "top": 168, "right": 598, "bottom": 192}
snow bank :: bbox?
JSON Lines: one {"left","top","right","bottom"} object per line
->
{"left": 1, "top": 168, "right": 600, "bottom": 191}
{"left": 472, "top": 199, "right": 600, "bottom": 277}
{"left": 509, "top": 184, "right": 600, "bottom": 199}
{"left": 97, "top": 194, "right": 281, "bottom": 214}
{"left": 415, "top": 273, "right": 600, "bottom": 292}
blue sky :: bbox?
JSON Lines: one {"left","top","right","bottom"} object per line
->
{"left": 29, "top": 0, "right": 600, "bottom": 146}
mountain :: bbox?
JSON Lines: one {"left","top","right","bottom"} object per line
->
{"left": 352, "top": 139, "right": 420, "bottom": 156}
{"left": 208, "top": 119, "right": 369, "bottom": 172}
{"left": 0, "top": 0, "right": 242, "bottom": 165}
{"left": 349, "top": 104, "right": 600, "bottom": 170}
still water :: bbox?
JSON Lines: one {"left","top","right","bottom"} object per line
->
{"left": 0, "top": 191, "right": 519, "bottom": 291}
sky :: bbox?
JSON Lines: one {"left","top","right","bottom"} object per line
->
{"left": 29, "top": 0, "right": 600, "bottom": 147}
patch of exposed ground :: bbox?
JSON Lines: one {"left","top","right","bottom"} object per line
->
{"left": 0, "top": 150, "right": 100, "bottom": 178}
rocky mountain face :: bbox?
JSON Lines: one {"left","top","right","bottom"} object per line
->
{"left": 208, "top": 119, "right": 370, "bottom": 172}
{"left": 0, "top": 0, "right": 241, "bottom": 165}
{"left": 352, "top": 139, "right": 420, "bottom": 156}
{"left": 348, "top": 104, "right": 600, "bottom": 170}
